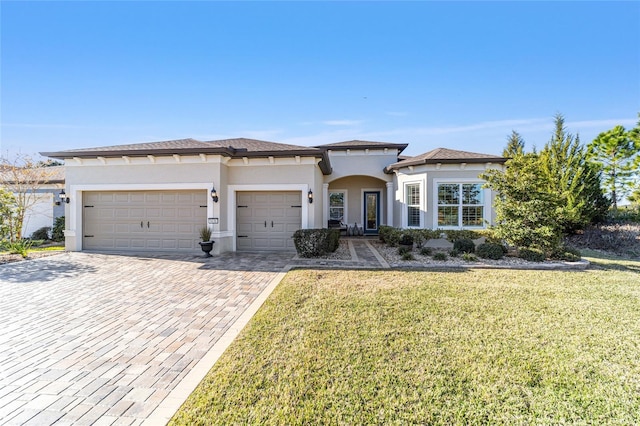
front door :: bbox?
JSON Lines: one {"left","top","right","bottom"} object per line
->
{"left": 363, "top": 191, "right": 380, "bottom": 235}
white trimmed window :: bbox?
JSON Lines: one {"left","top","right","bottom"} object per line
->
{"left": 329, "top": 191, "right": 345, "bottom": 221}
{"left": 437, "top": 183, "right": 484, "bottom": 227}
{"left": 406, "top": 183, "right": 421, "bottom": 227}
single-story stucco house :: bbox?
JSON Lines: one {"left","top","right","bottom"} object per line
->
{"left": 41, "top": 138, "right": 506, "bottom": 254}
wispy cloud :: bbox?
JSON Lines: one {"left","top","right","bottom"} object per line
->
{"left": 322, "top": 120, "right": 364, "bottom": 126}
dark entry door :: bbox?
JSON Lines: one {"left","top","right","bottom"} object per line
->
{"left": 364, "top": 191, "right": 380, "bottom": 235}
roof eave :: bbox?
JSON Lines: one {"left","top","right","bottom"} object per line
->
{"left": 385, "top": 156, "right": 507, "bottom": 172}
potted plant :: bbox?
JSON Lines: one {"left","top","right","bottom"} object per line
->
{"left": 198, "top": 226, "right": 214, "bottom": 257}
{"left": 398, "top": 232, "right": 414, "bottom": 251}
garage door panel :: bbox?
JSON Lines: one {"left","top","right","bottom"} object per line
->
{"left": 84, "top": 190, "right": 206, "bottom": 252}
{"left": 236, "top": 191, "right": 301, "bottom": 251}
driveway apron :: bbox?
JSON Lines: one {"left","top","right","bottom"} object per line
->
{"left": 0, "top": 251, "right": 292, "bottom": 425}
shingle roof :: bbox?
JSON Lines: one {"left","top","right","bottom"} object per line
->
{"left": 315, "top": 140, "right": 408, "bottom": 153}
{"left": 40, "top": 138, "right": 332, "bottom": 174}
{"left": 385, "top": 147, "right": 506, "bottom": 172}
{"left": 0, "top": 165, "right": 65, "bottom": 184}
{"left": 41, "top": 138, "right": 324, "bottom": 158}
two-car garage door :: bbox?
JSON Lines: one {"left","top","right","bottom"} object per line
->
{"left": 83, "top": 190, "right": 207, "bottom": 251}
{"left": 82, "top": 190, "right": 302, "bottom": 252}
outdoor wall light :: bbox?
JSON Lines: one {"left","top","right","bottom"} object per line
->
{"left": 211, "top": 186, "right": 219, "bottom": 203}
{"left": 308, "top": 189, "right": 313, "bottom": 204}
{"left": 59, "top": 189, "right": 70, "bottom": 204}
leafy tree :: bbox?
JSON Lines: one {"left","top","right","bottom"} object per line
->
{"left": 0, "top": 154, "right": 59, "bottom": 241}
{"left": 502, "top": 130, "right": 525, "bottom": 158}
{"left": 481, "top": 153, "right": 563, "bottom": 254}
{"left": 538, "top": 114, "right": 609, "bottom": 231}
{"left": 586, "top": 124, "right": 640, "bottom": 209}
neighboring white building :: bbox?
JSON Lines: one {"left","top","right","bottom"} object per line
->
{"left": 41, "top": 138, "right": 506, "bottom": 254}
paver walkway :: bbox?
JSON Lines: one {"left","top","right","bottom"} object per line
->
{"left": 0, "top": 251, "right": 292, "bottom": 425}
{"left": 291, "top": 238, "right": 389, "bottom": 269}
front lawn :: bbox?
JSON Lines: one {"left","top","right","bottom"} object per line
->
{"left": 171, "top": 255, "right": 640, "bottom": 425}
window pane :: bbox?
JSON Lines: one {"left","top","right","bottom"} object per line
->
{"left": 438, "top": 184, "right": 459, "bottom": 204}
{"left": 329, "top": 207, "right": 344, "bottom": 221}
{"left": 406, "top": 184, "right": 420, "bottom": 205}
{"left": 463, "top": 184, "right": 483, "bottom": 205}
{"left": 462, "top": 206, "right": 483, "bottom": 226}
{"left": 329, "top": 192, "right": 344, "bottom": 207}
{"left": 407, "top": 206, "right": 420, "bottom": 227}
{"left": 438, "top": 206, "right": 459, "bottom": 226}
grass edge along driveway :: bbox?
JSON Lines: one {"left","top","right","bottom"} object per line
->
{"left": 171, "top": 255, "right": 640, "bottom": 425}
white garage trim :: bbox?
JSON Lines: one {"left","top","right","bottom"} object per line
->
{"left": 227, "top": 184, "right": 310, "bottom": 251}
{"left": 68, "top": 183, "right": 213, "bottom": 251}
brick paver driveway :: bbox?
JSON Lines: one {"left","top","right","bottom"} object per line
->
{"left": 0, "top": 251, "right": 292, "bottom": 425}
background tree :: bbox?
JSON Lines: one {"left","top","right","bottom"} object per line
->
{"left": 538, "top": 114, "right": 609, "bottom": 231}
{"left": 0, "top": 188, "right": 19, "bottom": 242}
{"left": 586, "top": 124, "right": 640, "bottom": 209}
{"left": 0, "top": 154, "right": 58, "bottom": 241}
{"left": 503, "top": 130, "right": 525, "bottom": 158}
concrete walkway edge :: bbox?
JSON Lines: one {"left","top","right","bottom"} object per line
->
{"left": 143, "top": 266, "right": 292, "bottom": 426}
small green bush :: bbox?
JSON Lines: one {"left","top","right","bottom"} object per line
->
{"left": 7, "top": 239, "right": 33, "bottom": 258}
{"left": 420, "top": 247, "right": 433, "bottom": 256}
{"left": 476, "top": 242, "right": 505, "bottom": 260}
{"left": 52, "top": 216, "right": 65, "bottom": 242}
{"left": 397, "top": 246, "right": 411, "bottom": 256}
{"left": 453, "top": 238, "right": 475, "bottom": 254}
{"left": 448, "top": 249, "right": 459, "bottom": 257}
{"left": 378, "top": 225, "right": 394, "bottom": 243}
{"left": 445, "top": 230, "right": 481, "bottom": 242}
{"left": 30, "top": 226, "right": 51, "bottom": 241}
{"left": 293, "top": 229, "right": 340, "bottom": 258}
{"left": 401, "top": 251, "right": 414, "bottom": 261}
{"left": 399, "top": 233, "right": 414, "bottom": 247}
{"left": 385, "top": 228, "right": 403, "bottom": 247}
{"left": 461, "top": 253, "right": 478, "bottom": 262}
{"left": 433, "top": 252, "right": 448, "bottom": 261}
{"left": 551, "top": 244, "right": 582, "bottom": 261}
{"left": 519, "top": 247, "right": 546, "bottom": 262}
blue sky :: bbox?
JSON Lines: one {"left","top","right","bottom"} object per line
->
{"left": 1, "top": 1, "right": 639, "bottom": 160}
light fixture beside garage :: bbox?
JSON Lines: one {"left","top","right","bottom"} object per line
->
{"left": 59, "top": 189, "right": 70, "bottom": 204}
{"left": 308, "top": 189, "right": 313, "bottom": 204}
{"left": 210, "top": 186, "right": 219, "bottom": 203}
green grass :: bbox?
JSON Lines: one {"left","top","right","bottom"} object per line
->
{"left": 171, "top": 256, "right": 640, "bottom": 425}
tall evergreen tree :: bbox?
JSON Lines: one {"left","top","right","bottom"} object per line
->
{"left": 586, "top": 124, "right": 640, "bottom": 209}
{"left": 538, "top": 114, "right": 608, "bottom": 231}
{"left": 503, "top": 130, "right": 525, "bottom": 158}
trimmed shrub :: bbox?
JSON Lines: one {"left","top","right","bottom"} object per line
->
{"left": 384, "top": 228, "right": 403, "bottom": 247}
{"left": 445, "top": 230, "right": 482, "bottom": 242}
{"left": 453, "top": 238, "right": 475, "bottom": 254}
{"left": 399, "top": 233, "right": 414, "bottom": 247}
{"left": 433, "top": 252, "right": 448, "bottom": 261}
{"left": 519, "top": 247, "right": 546, "bottom": 262}
{"left": 551, "top": 244, "right": 582, "bottom": 261}
{"left": 476, "top": 242, "right": 505, "bottom": 260}
{"left": 378, "top": 225, "right": 395, "bottom": 243}
{"left": 401, "top": 251, "right": 414, "bottom": 261}
{"left": 293, "top": 229, "right": 340, "bottom": 258}
{"left": 52, "top": 216, "right": 65, "bottom": 242}
{"left": 461, "top": 253, "right": 478, "bottom": 262}
{"left": 448, "top": 249, "right": 459, "bottom": 257}
{"left": 420, "top": 247, "right": 433, "bottom": 256}
{"left": 30, "top": 226, "right": 51, "bottom": 241}
{"left": 397, "top": 246, "right": 411, "bottom": 256}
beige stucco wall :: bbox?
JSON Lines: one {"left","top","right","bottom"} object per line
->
{"left": 393, "top": 163, "right": 504, "bottom": 229}
{"left": 325, "top": 149, "right": 395, "bottom": 183}
{"left": 328, "top": 175, "right": 387, "bottom": 226}
{"left": 63, "top": 154, "right": 326, "bottom": 252}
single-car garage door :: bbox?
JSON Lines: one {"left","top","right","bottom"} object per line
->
{"left": 83, "top": 190, "right": 207, "bottom": 251}
{"left": 236, "top": 191, "right": 301, "bottom": 251}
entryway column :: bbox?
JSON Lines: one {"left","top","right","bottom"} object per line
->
{"left": 386, "top": 181, "right": 394, "bottom": 226}
{"left": 322, "top": 183, "right": 329, "bottom": 228}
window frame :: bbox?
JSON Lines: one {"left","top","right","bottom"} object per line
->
{"left": 328, "top": 190, "right": 347, "bottom": 223}
{"left": 433, "top": 180, "right": 487, "bottom": 229}
{"left": 405, "top": 182, "right": 422, "bottom": 228}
